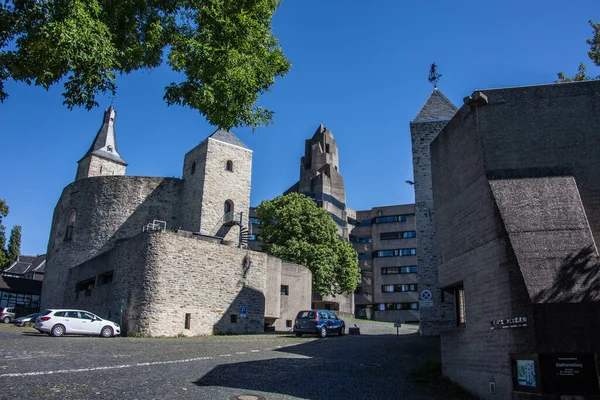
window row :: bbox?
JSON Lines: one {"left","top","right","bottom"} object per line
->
{"left": 381, "top": 266, "right": 418, "bottom": 275}
{"left": 376, "top": 302, "right": 419, "bottom": 311}
{"left": 350, "top": 235, "right": 372, "bottom": 244}
{"left": 75, "top": 271, "right": 114, "bottom": 298}
{"left": 373, "top": 214, "right": 413, "bottom": 224}
{"left": 382, "top": 284, "right": 418, "bottom": 293}
{"left": 191, "top": 160, "right": 234, "bottom": 175}
{"left": 0, "top": 291, "right": 41, "bottom": 309}
{"left": 380, "top": 231, "right": 416, "bottom": 240}
{"left": 358, "top": 253, "right": 372, "bottom": 260}
{"left": 374, "top": 248, "right": 416, "bottom": 258}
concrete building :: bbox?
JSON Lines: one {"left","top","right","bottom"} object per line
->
{"left": 0, "top": 255, "right": 44, "bottom": 316}
{"left": 409, "top": 88, "right": 459, "bottom": 336}
{"left": 431, "top": 81, "right": 600, "bottom": 398}
{"left": 350, "top": 205, "right": 419, "bottom": 323}
{"left": 249, "top": 125, "right": 420, "bottom": 322}
{"left": 41, "top": 106, "right": 312, "bottom": 336}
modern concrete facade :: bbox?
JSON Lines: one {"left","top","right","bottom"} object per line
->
{"left": 42, "top": 107, "right": 312, "bottom": 336}
{"left": 431, "top": 81, "right": 600, "bottom": 399}
{"left": 410, "top": 88, "right": 458, "bottom": 336}
{"left": 350, "top": 204, "right": 419, "bottom": 323}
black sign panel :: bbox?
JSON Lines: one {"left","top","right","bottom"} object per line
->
{"left": 539, "top": 353, "right": 600, "bottom": 395}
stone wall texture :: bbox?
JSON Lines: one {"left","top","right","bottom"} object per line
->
{"left": 410, "top": 119, "right": 456, "bottom": 335}
{"left": 76, "top": 155, "right": 127, "bottom": 181}
{"left": 42, "top": 176, "right": 182, "bottom": 309}
{"left": 67, "top": 231, "right": 310, "bottom": 336}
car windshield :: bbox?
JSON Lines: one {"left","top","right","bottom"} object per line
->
{"left": 296, "top": 311, "right": 316, "bottom": 319}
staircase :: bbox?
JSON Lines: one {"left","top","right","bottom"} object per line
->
{"left": 222, "top": 211, "right": 251, "bottom": 248}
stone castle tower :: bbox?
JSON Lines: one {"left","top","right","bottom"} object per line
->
{"left": 75, "top": 105, "right": 127, "bottom": 180}
{"left": 42, "top": 108, "right": 253, "bottom": 310}
{"left": 180, "top": 129, "right": 252, "bottom": 242}
{"left": 409, "top": 88, "right": 458, "bottom": 336}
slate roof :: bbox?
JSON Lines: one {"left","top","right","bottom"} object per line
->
{"left": 79, "top": 105, "right": 127, "bottom": 165}
{"left": 489, "top": 176, "right": 600, "bottom": 303}
{"left": 413, "top": 89, "right": 458, "bottom": 121}
{"left": 3, "top": 255, "right": 46, "bottom": 275}
{"left": 208, "top": 129, "right": 248, "bottom": 149}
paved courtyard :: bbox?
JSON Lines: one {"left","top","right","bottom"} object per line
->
{"left": 0, "top": 322, "right": 457, "bottom": 400}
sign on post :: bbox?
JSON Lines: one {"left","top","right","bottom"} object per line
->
{"left": 240, "top": 305, "right": 247, "bottom": 318}
{"left": 419, "top": 289, "right": 433, "bottom": 308}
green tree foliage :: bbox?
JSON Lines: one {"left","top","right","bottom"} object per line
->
{"left": 7, "top": 225, "right": 21, "bottom": 264}
{"left": 0, "top": 0, "right": 291, "bottom": 130}
{"left": 0, "top": 199, "right": 9, "bottom": 269}
{"left": 255, "top": 192, "right": 361, "bottom": 296}
{"left": 557, "top": 21, "right": 600, "bottom": 82}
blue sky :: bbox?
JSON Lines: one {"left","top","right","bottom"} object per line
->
{"left": 1, "top": 0, "right": 598, "bottom": 255}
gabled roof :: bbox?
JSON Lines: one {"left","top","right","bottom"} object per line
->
{"left": 208, "top": 129, "right": 248, "bottom": 149}
{"left": 413, "top": 88, "right": 458, "bottom": 121}
{"left": 3, "top": 255, "right": 46, "bottom": 275}
{"left": 79, "top": 105, "right": 127, "bottom": 165}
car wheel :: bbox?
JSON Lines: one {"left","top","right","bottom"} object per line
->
{"left": 319, "top": 326, "right": 327, "bottom": 338}
{"left": 100, "top": 326, "right": 114, "bottom": 338}
{"left": 2, "top": 317, "right": 10, "bottom": 323}
{"left": 339, "top": 325, "right": 345, "bottom": 336}
{"left": 51, "top": 324, "right": 65, "bottom": 337}
{"left": 295, "top": 332, "right": 303, "bottom": 337}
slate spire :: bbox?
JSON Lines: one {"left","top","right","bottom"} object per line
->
{"left": 413, "top": 89, "right": 458, "bottom": 121}
{"left": 79, "top": 105, "right": 126, "bottom": 165}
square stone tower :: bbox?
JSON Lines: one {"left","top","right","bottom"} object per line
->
{"left": 180, "top": 129, "right": 252, "bottom": 243}
{"left": 409, "top": 88, "right": 458, "bottom": 336}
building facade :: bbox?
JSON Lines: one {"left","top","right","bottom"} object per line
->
{"left": 42, "top": 107, "right": 312, "bottom": 336}
{"left": 350, "top": 205, "right": 419, "bottom": 323}
{"left": 431, "top": 81, "right": 600, "bottom": 399}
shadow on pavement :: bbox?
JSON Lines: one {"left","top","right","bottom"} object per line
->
{"left": 194, "top": 334, "right": 442, "bottom": 400}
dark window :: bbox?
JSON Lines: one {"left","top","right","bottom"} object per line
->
{"left": 280, "top": 285, "right": 289, "bottom": 296}
{"left": 455, "top": 286, "right": 466, "bottom": 327}
{"left": 286, "top": 320, "right": 292, "bottom": 328}
{"left": 350, "top": 235, "right": 372, "bottom": 243}
{"left": 248, "top": 234, "right": 258, "bottom": 241}
{"left": 98, "top": 271, "right": 114, "bottom": 286}
{"left": 76, "top": 278, "right": 95, "bottom": 297}
{"left": 358, "top": 253, "right": 372, "bottom": 260}
{"left": 185, "top": 313, "right": 191, "bottom": 329}
{"left": 224, "top": 200, "right": 233, "bottom": 215}
{"left": 380, "top": 231, "right": 416, "bottom": 240}
{"left": 325, "top": 144, "right": 330, "bottom": 153}
{"left": 65, "top": 210, "right": 76, "bottom": 241}
{"left": 249, "top": 217, "right": 260, "bottom": 225}
{"left": 376, "top": 302, "right": 419, "bottom": 311}
{"left": 381, "top": 284, "right": 418, "bottom": 293}
{"left": 54, "top": 311, "right": 66, "bottom": 317}
{"left": 191, "top": 161, "right": 196, "bottom": 174}
{"left": 374, "top": 249, "right": 417, "bottom": 258}
{"left": 373, "top": 214, "right": 413, "bottom": 224}
{"left": 356, "top": 219, "right": 371, "bottom": 227}
{"left": 231, "top": 314, "right": 238, "bottom": 323}
{"left": 226, "top": 160, "right": 233, "bottom": 171}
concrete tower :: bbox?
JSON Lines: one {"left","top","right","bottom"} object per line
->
{"left": 409, "top": 88, "right": 458, "bottom": 336}
{"left": 76, "top": 105, "right": 127, "bottom": 180}
{"left": 287, "top": 124, "right": 348, "bottom": 239}
{"left": 180, "top": 129, "right": 252, "bottom": 243}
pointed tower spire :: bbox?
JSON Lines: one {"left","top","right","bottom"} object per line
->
{"left": 75, "top": 106, "right": 128, "bottom": 181}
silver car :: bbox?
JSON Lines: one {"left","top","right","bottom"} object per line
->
{"left": 35, "top": 309, "right": 120, "bottom": 337}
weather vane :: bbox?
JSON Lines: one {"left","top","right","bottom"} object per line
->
{"left": 428, "top": 63, "right": 442, "bottom": 88}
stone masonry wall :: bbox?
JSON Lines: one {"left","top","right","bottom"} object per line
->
{"left": 199, "top": 138, "right": 252, "bottom": 242}
{"left": 42, "top": 176, "right": 182, "bottom": 309}
{"left": 410, "top": 119, "right": 456, "bottom": 335}
{"left": 76, "top": 155, "right": 126, "bottom": 181}
{"left": 180, "top": 142, "right": 208, "bottom": 232}
{"left": 141, "top": 231, "right": 269, "bottom": 336}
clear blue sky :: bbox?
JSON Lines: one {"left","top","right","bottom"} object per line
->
{"left": 1, "top": 0, "right": 598, "bottom": 255}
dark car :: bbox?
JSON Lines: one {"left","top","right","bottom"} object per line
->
{"left": 13, "top": 313, "right": 39, "bottom": 327}
{"left": 293, "top": 310, "right": 345, "bottom": 338}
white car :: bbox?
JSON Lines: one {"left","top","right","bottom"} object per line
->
{"left": 35, "top": 309, "right": 120, "bottom": 337}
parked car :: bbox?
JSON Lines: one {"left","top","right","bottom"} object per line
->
{"left": 13, "top": 313, "right": 39, "bottom": 327}
{"left": 0, "top": 307, "right": 16, "bottom": 323}
{"left": 35, "top": 309, "right": 120, "bottom": 337}
{"left": 293, "top": 309, "right": 345, "bottom": 338}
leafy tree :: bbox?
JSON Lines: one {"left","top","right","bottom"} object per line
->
{"left": 0, "top": 0, "right": 291, "bottom": 130}
{"left": 557, "top": 21, "right": 600, "bottom": 82}
{"left": 0, "top": 199, "right": 9, "bottom": 269}
{"left": 7, "top": 225, "right": 21, "bottom": 264}
{"left": 255, "top": 192, "right": 361, "bottom": 296}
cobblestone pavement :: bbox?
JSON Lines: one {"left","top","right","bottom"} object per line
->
{"left": 0, "top": 322, "right": 454, "bottom": 400}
